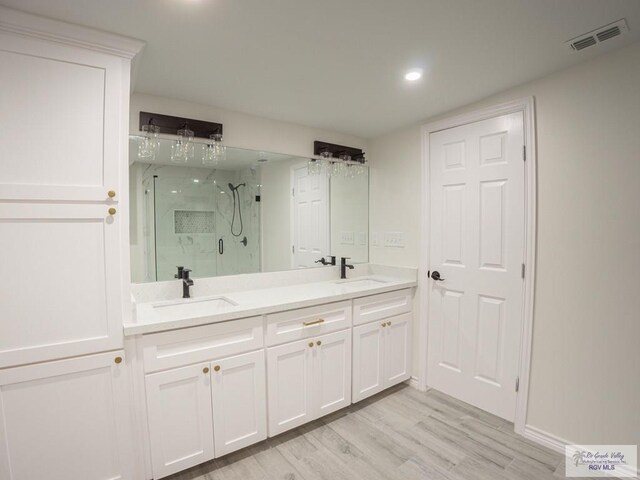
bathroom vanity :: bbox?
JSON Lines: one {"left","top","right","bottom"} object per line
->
{"left": 126, "top": 267, "right": 416, "bottom": 479}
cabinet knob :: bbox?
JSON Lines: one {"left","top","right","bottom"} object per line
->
{"left": 308, "top": 342, "right": 314, "bottom": 348}
{"left": 114, "top": 356, "right": 122, "bottom": 364}
{"left": 203, "top": 367, "right": 210, "bottom": 374}
{"left": 381, "top": 322, "right": 386, "bottom": 327}
{"left": 213, "top": 365, "right": 221, "bottom": 372}
{"left": 108, "top": 190, "right": 116, "bottom": 198}
{"left": 316, "top": 340, "right": 322, "bottom": 346}
{"left": 387, "top": 321, "right": 392, "bottom": 326}
{"left": 108, "top": 207, "right": 117, "bottom": 215}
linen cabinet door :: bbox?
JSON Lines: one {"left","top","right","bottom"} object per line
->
{"left": 0, "top": 351, "right": 134, "bottom": 480}
{"left": 383, "top": 313, "right": 412, "bottom": 388}
{"left": 314, "top": 329, "right": 352, "bottom": 418}
{"left": 0, "top": 204, "right": 123, "bottom": 368}
{"left": 145, "top": 363, "right": 214, "bottom": 479}
{"left": 267, "top": 339, "right": 314, "bottom": 436}
{"left": 0, "top": 31, "right": 126, "bottom": 202}
{"left": 211, "top": 350, "right": 267, "bottom": 457}
{"left": 352, "top": 321, "right": 385, "bottom": 403}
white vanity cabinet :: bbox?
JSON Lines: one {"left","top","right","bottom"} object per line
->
{"left": 265, "top": 302, "right": 353, "bottom": 436}
{"left": 352, "top": 290, "right": 412, "bottom": 402}
{"left": 134, "top": 286, "right": 413, "bottom": 478}
{"left": 141, "top": 317, "right": 267, "bottom": 479}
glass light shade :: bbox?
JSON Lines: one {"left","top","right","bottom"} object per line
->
{"left": 202, "top": 133, "right": 226, "bottom": 165}
{"left": 138, "top": 124, "right": 160, "bottom": 159}
{"left": 171, "top": 128, "right": 195, "bottom": 163}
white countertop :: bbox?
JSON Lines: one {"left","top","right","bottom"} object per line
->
{"left": 124, "top": 274, "right": 416, "bottom": 336}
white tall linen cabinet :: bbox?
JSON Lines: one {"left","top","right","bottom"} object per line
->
{"left": 0, "top": 7, "right": 144, "bottom": 480}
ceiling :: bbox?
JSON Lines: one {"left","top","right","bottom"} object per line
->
{"left": 3, "top": 0, "right": 640, "bottom": 138}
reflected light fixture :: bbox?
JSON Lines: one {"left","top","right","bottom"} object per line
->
{"left": 138, "top": 124, "right": 160, "bottom": 160}
{"left": 202, "top": 133, "right": 226, "bottom": 165}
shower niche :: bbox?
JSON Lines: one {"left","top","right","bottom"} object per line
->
{"left": 129, "top": 137, "right": 369, "bottom": 283}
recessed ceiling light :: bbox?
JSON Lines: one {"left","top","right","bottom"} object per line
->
{"left": 193, "top": 179, "right": 200, "bottom": 183}
{"left": 404, "top": 70, "right": 422, "bottom": 81}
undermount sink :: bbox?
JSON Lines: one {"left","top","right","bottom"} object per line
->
{"left": 152, "top": 296, "right": 238, "bottom": 318}
{"left": 333, "top": 277, "right": 390, "bottom": 288}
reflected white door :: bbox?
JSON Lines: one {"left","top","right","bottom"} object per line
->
{"left": 427, "top": 112, "right": 525, "bottom": 421}
{"left": 291, "top": 165, "right": 329, "bottom": 268}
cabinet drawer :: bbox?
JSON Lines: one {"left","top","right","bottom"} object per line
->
{"left": 265, "top": 301, "right": 351, "bottom": 346}
{"left": 141, "top": 316, "right": 263, "bottom": 373}
{"left": 353, "top": 289, "right": 412, "bottom": 326}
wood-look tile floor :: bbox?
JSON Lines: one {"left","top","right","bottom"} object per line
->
{"left": 166, "top": 384, "right": 590, "bottom": 480}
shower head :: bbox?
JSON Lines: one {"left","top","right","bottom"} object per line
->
{"left": 228, "top": 182, "right": 246, "bottom": 192}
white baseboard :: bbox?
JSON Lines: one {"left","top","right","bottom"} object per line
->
{"left": 524, "top": 426, "right": 638, "bottom": 478}
{"left": 522, "top": 425, "right": 570, "bottom": 454}
{"left": 407, "top": 376, "right": 427, "bottom": 391}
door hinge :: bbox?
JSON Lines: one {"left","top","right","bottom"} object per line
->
{"left": 523, "top": 145, "right": 527, "bottom": 162}
{"left": 515, "top": 376, "right": 520, "bottom": 393}
{"left": 292, "top": 245, "right": 295, "bottom": 253}
{"left": 521, "top": 263, "right": 525, "bottom": 279}
{"left": 292, "top": 187, "right": 295, "bottom": 197}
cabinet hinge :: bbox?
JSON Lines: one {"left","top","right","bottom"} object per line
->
{"left": 523, "top": 145, "right": 526, "bottom": 162}
{"left": 515, "top": 376, "right": 520, "bottom": 393}
{"left": 521, "top": 263, "right": 525, "bottom": 279}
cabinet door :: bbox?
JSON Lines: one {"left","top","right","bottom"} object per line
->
{"left": 266, "top": 339, "right": 314, "bottom": 436}
{"left": 0, "top": 203, "right": 124, "bottom": 368}
{"left": 0, "top": 351, "right": 134, "bottom": 480}
{"left": 0, "top": 31, "right": 126, "bottom": 202}
{"left": 211, "top": 350, "right": 267, "bottom": 457}
{"left": 145, "top": 363, "right": 214, "bottom": 479}
{"left": 352, "top": 321, "right": 385, "bottom": 403}
{"left": 383, "top": 313, "right": 412, "bottom": 388}
{"left": 314, "top": 329, "right": 352, "bottom": 418}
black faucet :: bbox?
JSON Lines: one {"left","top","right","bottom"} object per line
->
{"left": 315, "top": 256, "right": 337, "bottom": 266}
{"left": 180, "top": 268, "right": 194, "bottom": 298}
{"left": 340, "top": 257, "right": 354, "bottom": 279}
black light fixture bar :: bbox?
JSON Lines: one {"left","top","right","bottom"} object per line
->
{"left": 314, "top": 141, "right": 365, "bottom": 163}
{"left": 139, "top": 111, "right": 223, "bottom": 139}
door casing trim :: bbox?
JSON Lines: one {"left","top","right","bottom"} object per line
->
{"left": 418, "top": 97, "right": 537, "bottom": 435}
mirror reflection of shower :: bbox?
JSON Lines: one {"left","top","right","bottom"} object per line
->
{"left": 228, "top": 182, "right": 246, "bottom": 237}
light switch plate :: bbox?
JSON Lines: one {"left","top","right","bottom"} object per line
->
{"left": 340, "top": 231, "right": 355, "bottom": 245}
{"left": 383, "top": 231, "right": 405, "bottom": 248}
{"left": 371, "top": 232, "right": 379, "bottom": 246}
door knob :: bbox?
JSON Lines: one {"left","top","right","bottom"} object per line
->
{"left": 430, "top": 271, "right": 445, "bottom": 281}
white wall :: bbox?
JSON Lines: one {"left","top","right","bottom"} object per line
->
{"left": 130, "top": 93, "right": 367, "bottom": 158}
{"left": 369, "top": 41, "right": 640, "bottom": 446}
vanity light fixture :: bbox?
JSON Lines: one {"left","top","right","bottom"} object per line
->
{"left": 309, "top": 141, "right": 367, "bottom": 179}
{"left": 404, "top": 69, "right": 422, "bottom": 81}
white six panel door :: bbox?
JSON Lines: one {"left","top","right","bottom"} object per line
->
{"left": 211, "top": 350, "right": 267, "bottom": 457}
{"left": 427, "top": 112, "right": 525, "bottom": 421}
{"left": 0, "top": 351, "right": 134, "bottom": 480}
{"left": 292, "top": 165, "right": 330, "bottom": 268}
{"left": 145, "top": 363, "right": 215, "bottom": 479}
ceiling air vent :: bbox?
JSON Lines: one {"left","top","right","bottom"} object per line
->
{"left": 566, "top": 19, "right": 629, "bottom": 52}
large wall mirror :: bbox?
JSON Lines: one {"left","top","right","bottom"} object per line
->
{"left": 129, "top": 136, "right": 369, "bottom": 282}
